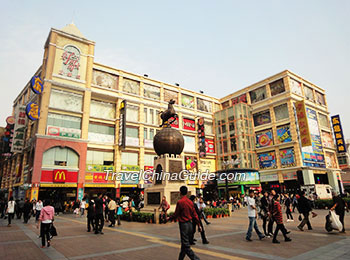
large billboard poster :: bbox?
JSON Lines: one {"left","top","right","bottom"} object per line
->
{"left": 255, "top": 129, "right": 273, "bottom": 148}
{"left": 301, "top": 108, "right": 325, "bottom": 168}
{"left": 331, "top": 115, "right": 347, "bottom": 153}
{"left": 258, "top": 152, "right": 277, "bottom": 169}
{"left": 295, "top": 101, "right": 312, "bottom": 147}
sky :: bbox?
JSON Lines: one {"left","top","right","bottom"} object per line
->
{"left": 0, "top": 0, "right": 349, "bottom": 138}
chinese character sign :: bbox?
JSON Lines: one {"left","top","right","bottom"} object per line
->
{"left": 331, "top": 115, "right": 347, "bottom": 153}
{"left": 295, "top": 101, "right": 312, "bottom": 147}
{"left": 11, "top": 106, "right": 27, "bottom": 153}
{"left": 30, "top": 76, "right": 43, "bottom": 94}
{"left": 59, "top": 45, "right": 80, "bottom": 79}
{"left": 26, "top": 102, "right": 40, "bottom": 121}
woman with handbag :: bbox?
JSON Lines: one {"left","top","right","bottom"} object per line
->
{"left": 37, "top": 200, "right": 55, "bottom": 248}
{"left": 116, "top": 199, "right": 122, "bottom": 226}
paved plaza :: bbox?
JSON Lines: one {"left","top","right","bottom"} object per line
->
{"left": 1, "top": 208, "right": 350, "bottom": 260}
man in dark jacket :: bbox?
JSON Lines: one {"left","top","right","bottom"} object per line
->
{"left": 331, "top": 192, "right": 347, "bottom": 233}
{"left": 94, "top": 193, "right": 104, "bottom": 234}
{"left": 260, "top": 191, "right": 269, "bottom": 236}
{"left": 189, "top": 195, "right": 209, "bottom": 245}
{"left": 87, "top": 199, "right": 96, "bottom": 232}
{"left": 297, "top": 191, "right": 312, "bottom": 231}
{"left": 23, "top": 199, "right": 32, "bottom": 223}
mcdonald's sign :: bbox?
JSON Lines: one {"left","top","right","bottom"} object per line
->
{"left": 53, "top": 169, "right": 67, "bottom": 183}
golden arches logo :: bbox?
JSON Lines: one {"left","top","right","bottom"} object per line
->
{"left": 54, "top": 170, "right": 66, "bottom": 182}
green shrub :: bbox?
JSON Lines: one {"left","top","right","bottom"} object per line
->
{"left": 315, "top": 198, "right": 350, "bottom": 209}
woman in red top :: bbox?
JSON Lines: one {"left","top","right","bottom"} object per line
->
{"left": 272, "top": 195, "right": 292, "bottom": 244}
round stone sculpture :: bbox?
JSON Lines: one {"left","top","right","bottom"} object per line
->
{"left": 153, "top": 127, "right": 184, "bottom": 156}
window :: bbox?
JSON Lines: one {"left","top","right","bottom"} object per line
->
{"left": 250, "top": 86, "right": 266, "bottom": 103}
{"left": 230, "top": 138, "right": 237, "bottom": 152}
{"left": 222, "top": 101, "right": 230, "bottom": 109}
{"left": 88, "top": 123, "right": 115, "bottom": 143}
{"left": 270, "top": 79, "right": 285, "bottom": 96}
{"left": 197, "top": 98, "right": 212, "bottom": 112}
{"left": 42, "top": 147, "right": 79, "bottom": 168}
{"left": 205, "top": 122, "right": 213, "bottom": 135}
{"left": 144, "top": 84, "right": 160, "bottom": 100}
{"left": 290, "top": 78, "right": 302, "bottom": 96}
{"left": 315, "top": 91, "right": 326, "bottom": 106}
{"left": 126, "top": 105, "right": 139, "bottom": 122}
{"left": 253, "top": 110, "right": 271, "bottom": 127}
{"left": 86, "top": 150, "right": 114, "bottom": 165}
{"left": 144, "top": 154, "right": 155, "bottom": 167}
{"left": 121, "top": 152, "right": 139, "bottom": 166}
{"left": 181, "top": 94, "right": 195, "bottom": 109}
{"left": 183, "top": 135, "right": 196, "bottom": 153}
{"left": 92, "top": 70, "right": 118, "bottom": 89}
{"left": 274, "top": 104, "right": 289, "bottom": 121}
{"left": 90, "top": 100, "right": 115, "bottom": 119}
{"left": 126, "top": 127, "right": 139, "bottom": 146}
{"left": 304, "top": 85, "right": 314, "bottom": 101}
{"left": 144, "top": 108, "right": 159, "bottom": 125}
{"left": 47, "top": 113, "right": 81, "bottom": 139}
{"left": 122, "top": 78, "right": 140, "bottom": 95}
{"left": 319, "top": 113, "right": 330, "bottom": 128}
{"left": 49, "top": 89, "right": 83, "bottom": 112}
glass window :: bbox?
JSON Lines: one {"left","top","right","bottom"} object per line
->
{"left": 126, "top": 105, "right": 139, "bottom": 122}
{"left": 143, "top": 108, "right": 147, "bottom": 123}
{"left": 197, "top": 98, "right": 212, "bottom": 112}
{"left": 144, "top": 84, "right": 160, "bottom": 100}
{"left": 126, "top": 127, "right": 139, "bottom": 138}
{"left": 228, "top": 108, "right": 234, "bottom": 121}
{"left": 122, "top": 78, "right": 140, "bottom": 95}
{"left": 274, "top": 103, "right": 289, "bottom": 121}
{"left": 92, "top": 70, "right": 118, "bottom": 89}
{"left": 144, "top": 128, "right": 147, "bottom": 139}
{"left": 144, "top": 154, "right": 155, "bottom": 166}
{"left": 229, "top": 122, "right": 235, "bottom": 137}
{"left": 90, "top": 100, "right": 115, "bottom": 119}
{"left": 304, "top": 85, "right": 314, "bottom": 101}
{"left": 270, "top": 79, "right": 285, "bottom": 96}
{"left": 290, "top": 78, "right": 302, "bottom": 96}
{"left": 183, "top": 135, "right": 196, "bottom": 153}
{"left": 181, "top": 94, "right": 195, "bottom": 109}
{"left": 42, "top": 147, "right": 79, "bottom": 168}
{"left": 47, "top": 113, "right": 81, "bottom": 129}
{"left": 319, "top": 113, "right": 330, "bottom": 128}
{"left": 230, "top": 138, "right": 237, "bottom": 152}
{"left": 150, "top": 129, "right": 155, "bottom": 139}
{"left": 253, "top": 110, "right": 271, "bottom": 127}
{"left": 86, "top": 150, "right": 114, "bottom": 165}
{"left": 223, "top": 141, "right": 228, "bottom": 154}
{"left": 121, "top": 152, "right": 139, "bottom": 166}
{"left": 88, "top": 123, "right": 115, "bottom": 143}
{"left": 164, "top": 89, "right": 178, "bottom": 103}
{"left": 49, "top": 89, "right": 83, "bottom": 112}
{"left": 250, "top": 86, "right": 267, "bottom": 103}
{"left": 204, "top": 122, "right": 213, "bottom": 135}
{"left": 315, "top": 91, "right": 326, "bottom": 106}
{"left": 222, "top": 101, "right": 230, "bottom": 109}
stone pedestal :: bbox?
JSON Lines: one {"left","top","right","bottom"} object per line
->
{"left": 144, "top": 154, "right": 195, "bottom": 212}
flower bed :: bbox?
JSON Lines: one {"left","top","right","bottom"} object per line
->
{"left": 204, "top": 208, "right": 230, "bottom": 218}
{"left": 120, "top": 211, "right": 155, "bottom": 223}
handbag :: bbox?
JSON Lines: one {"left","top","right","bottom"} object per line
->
{"left": 50, "top": 224, "right": 58, "bottom": 237}
{"left": 117, "top": 206, "right": 122, "bottom": 216}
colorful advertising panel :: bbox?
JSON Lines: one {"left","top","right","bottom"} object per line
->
{"left": 47, "top": 126, "right": 81, "bottom": 139}
{"left": 295, "top": 101, "right": 312, "bottom": 147}
{"left": 321, "top": 131, "right": 334, "bottom": 149}
{"left": 218, "top": 171, "right": 260, "bottom": 186}
{"left": 205, "top": 139, "right": 215, "bottom": 154}
{"left": 331, "top": 115, "right": 347, "bottom": 153}
{"left": 170, "top": 116, "right": 179, "bottom": 128}
{"left": 282, "top": 172, "right": 297, "bottom": 181}
{"left": 276, "top": 125, "right": 292, "bottom": 143}
{"left": 253, "top": 110, "right": 271, "bottom": 127}
{"left": 183, "top": 118, "right": 195, "bottom": 131}
{"left": 255, "top": 129, "right": 273, "bottom": 148}
{"left": 258, "top": 152, "right": 277, "bottom": 169}
{"left": 144, "top": 166, "right": 154, "bottom": 186}
{"left": 181, "top": 94, "right": 195, "bottom": 109}
{"left": 197, "top": 98, "right": 212, "bottom": 112}
{"left": 11, "top": 106, "right": 27, "bottom": 153}
{"left": 120, "top": 165, "right": 140, "bottom": 185}
{"left": 197, "top": 117, "right": 206, "bottom": 158}
{"left": 280, "top": 148, "right": 296, "bottom": 168}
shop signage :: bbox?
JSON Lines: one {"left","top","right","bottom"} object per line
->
{"left": 331, "top": 115, "right": 347, "bottom": 153}
{"left": 26, "top": 102, "right": 40, "bottom": 121}
{"left": 198, "top": 117, "right": 206, "bottom": 157}
{"left": 6, "top": 116, "right": 15, "bottom": 125}
{"left": 144, "top": 166, "right": 154, "bottom": 186}
{"left": 31, "top": 76, "right": 44, "bottom": 94}
{"left": 170, "top": 116, "right": 179, "bottom": 128}
{"left": 93, "top": 172, "right": 108, "bottom": 183}
{"left": 53, "top": 169, "right": 67, "bottom": 183}
{"left": 256, "top": 129, "right": 273, "bottom": 148}
{"left": 260, "top": 174, "right": 279, "bottom": 182}
{"left": 11, "top": 106, "right": 27, "bottom": 153}
{"left": 205, "top": 139, "right": 215, "bottom": 154}
{"left": 282, "top": 172, "right": 297, "bottom": 181}
{"left": 183, "top": 118, "right": 195, "bottom": 131}
{"left": 231, "top": 93, "right": 247, "bottom": 104}
{"left": 59, "top": 45, "right": 80, "bottom": 79}
{"left": 118, "top": 100, "right": 126, "bottom": 148}
{"left": 40, "top": 170, "right": 78, "bottom": 183}
{"left": 277, "top": 125, "right": 292, "bottom": 143}
{"left": 258, "top": 152, "right": 277, "bottom": 169}
{"left": 47, "top": 126, "right": 81, "bottom": 139}
{"left": 280, "top": 148, "right": 296, "bottom": 168}
{"left": 295, "top": 101, "right": 312, "bottom": 147}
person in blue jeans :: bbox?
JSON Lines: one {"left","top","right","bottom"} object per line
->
{"left": 246, "top": 191, "right": 265, "bottom": 242}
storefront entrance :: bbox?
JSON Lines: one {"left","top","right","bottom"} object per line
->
{"left": 39, "top": 187, "right": 77, "bottom": 202}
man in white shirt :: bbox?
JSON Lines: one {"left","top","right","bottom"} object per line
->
{"left": 7, "top": 197, "right": 16, "bottom": 226}
{"left": 35, "top": 200, "right": 43, "bottom": 222}
{"left": 246, "top": 191, "right": 265, "bottom": 241}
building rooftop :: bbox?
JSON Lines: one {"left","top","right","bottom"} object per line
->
{"left": 61, "top": 22, "right": 85, "bottom": 39}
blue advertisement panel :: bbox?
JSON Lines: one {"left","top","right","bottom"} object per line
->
{"left": 302, "top": 108, "right": 325, "bottom": 168}
{"left": 276, "top": 125, "right": 292, "bottom": 143}
{"left": 258, "top": 152, "right": 277, "bottom": 169}
{"left": 331, "top": 115, "right": 347, "bottom": 153}
{"left": 280, "top": 148, "right": 296, "bottom": 168}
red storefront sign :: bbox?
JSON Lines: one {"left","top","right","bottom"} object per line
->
{"left": 170, "top": 117, "right": 179, "bottom": 128}
{"left": 144, "top": 166, "right": 154, "bottom": 171}
{"left": 183, "top": 118, "right": 195, "bottom": 131}
{"left": 93, "top": 172, "right": 108, "bottom": 183}
{"left": 40, "top": 170, "right": 78, "bottom": 183}
{"left": 205, "top": 139, "right": 215, "bottom": 154}
{"left": 232, "top": 94, "right": 247, "bottom": 105}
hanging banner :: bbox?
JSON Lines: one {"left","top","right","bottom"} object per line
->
{"left": 295, "top": 101, "right": 312, "bottom": 147}
{"left": 205, "top": 139, "right": 215, "bottom": 154}
{"left": 26, "top": 102, "right": 40, "bottom": 121}
{"left": 197, "top": 117, "right": 206, "bottom": 158}
{"left": 11, "top": 106, "right": 27, "bottom": 153}
{"left": 118, "top": 100, "right": 126, "bottom": 148}
{"left": 30, "top": 76, "right": 44, "bottom": 94}
{"left": 331, "top": 115, "right": 347, "bottom": 153}
{"left": 183, "top": 118, "right": 195, "bottom": 131}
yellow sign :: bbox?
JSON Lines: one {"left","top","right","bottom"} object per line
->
{"left": 53, "top": 169, "right": 67, "bottom": 182}
{"left": 30, "top": 187, "right": 39, "bottom": 201}
{"left": 40, "top": 183, "right": 77, "bottom": 187}
{"left": 295, "top": 101, "right": 312, "bottom": 147}
{"left": 85, "top": 183, "right": 116, "bottom": 188}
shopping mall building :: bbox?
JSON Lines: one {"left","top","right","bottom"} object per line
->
{"left": 0, "top": 24, "right": 343, "bottom": 201}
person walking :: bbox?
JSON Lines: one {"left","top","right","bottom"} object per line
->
{"left": 80, "top": 198, "right": 86, "bottom": 217}
{"left": 292, "top": 194, "right": 298, "bottom": 213}
{"left": 197, "top": 197, "right": 210, "bottom": 225}
{"left": 94, "top": 193, "right": 104, "bottom": 234}
{"left": 272, "top": 195, "right": 292, "bottom": 243}
{"left": 168, "top": 186, "right": 201, "bottom": 260}
{"left": 260, "top": 191, "right": 269, "bottom": 236}
{"left": 23, "top": 199, "right": 32, "bottom": 223}
{"left": 37, "top": 200, "right": 55, "bottom": 248}
{"left": 267, "top": 190, "right": 277, "bottom": 236}
{"left": 6, "top": 197, "right": 16, "bottom": 226}
{"left": 108, "top": 196, "right": 117, "bottom": 227}
{"left": 116, "top": 198, "right": 122, "bottom": 226}
{"left": 17, "top": 198, "right": 25, "bottom": 219}
{"left": 284, "top": 194, "right": 294, "bottom": 222}
{"left": 35, "top": 200, "right": 43, "bottom": 222}
{"left": 246, "top": 191, "right": 265, "bottom": 242}
{"left": 86, "top": 199, "right": 95, "bottom": 232}
{"left": 297, "top": 191, "right": 313, "bottom": 231}
{"left": 158, "top": 196, "right": 170, "bottom": 224}
{"left": 330, "top": 192, "right": 347, "bottom": 233}
{"left": 0, "top": 198, "right": 6, "bottom": 218}
{"left": 190, "top": 195, "right": 209, "bottom": 245}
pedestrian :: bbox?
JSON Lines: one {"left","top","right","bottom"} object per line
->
{"left": 80, "top": 198, "right": 86, "bottom": 217}
{"left": 116, "top": 198, "right": 122, "bottom": 226}
{"left": 86, "top": 198, "right": 95, "bottom": 232}
{"left": 0, "top": 198, "right": 6, "bottom": 218}
{"left": 6, "top": 197, "right": 16, "bottom": 226}
{"left": 297, "top": 191, "right": 313, "bottom": 231}
{"left": 104, "top": 195, "right": 110, "bottom": 223}
{"left": 272, "top": 195, "right": 292, "bottom": 243}
{"left": 108, "top": 196, "right": 117, "bottom": 227}
{"left": 23, "top": 198, "right": 32, "bottom": 223}
{"left": 17, "top": 198, "right": 25, "bottom": 219}
{"left": 330, "top": 192, "right": 347, "bottom": 233}
{"left": 190, "top": 195, "right": 209, "bottom": 245}
{"left": 168, "top": 186, "right": 201, "bottom": 260}
{"left": 292, "top": 194, "right": 298, "bottom": 213}
{"left": 37, "top": 200, "right": 55, "bottom": 248}
{"left": 158, "top": 196, "right": 170, "bottom": 224}
{"left": 284, "top": 194, "right": 294, "bottom": 222}
{"left": 267, "top": 190, "right": 277, "bottom": 236}
{"left": 259, "top": 191, "right": 269, "bottom": 236}
{"left": 94, "top": 193, "right": 104, "bottom": 234}
{"left": 35, "top": 200, "right": 43, "bottom": 222}
{"left": 197, "top": 197, "right": 210, "bottom": 225}
{"left": 245, "top": 191, "right": 265, "bottom": 242}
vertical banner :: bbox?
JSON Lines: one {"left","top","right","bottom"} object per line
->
{"left": 118, "top": 100, "right": 127, "bottom": 148}
{"left": 331, "top": 115, "right": 347, "bottom": 153}
{"left": 11, "top": 106, "right": 27, "bottom": 153}
{"left": 197, "top": 117, "right": 206, "bottom": 158}
{"left": 30, "top": 187, "right": 39, "bottom": 201}
{"left": 295, "top": 101, "right": 312, "bottom": 147}
{"left": 78, "top": 188, "right": 84, "bottom": 201}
